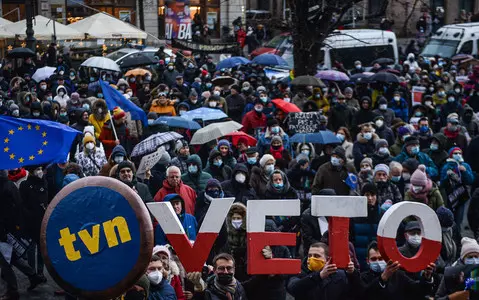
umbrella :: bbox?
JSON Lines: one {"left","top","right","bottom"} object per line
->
{"left": 315, "top": 70, "right": 349, "bottom": 82}
{"left": 190, "top": 121, "right": 243, "bottom": 145}
{"left": 224, "top": 131, "right": 257, "bottom": 147}
{"left": 349, "top": 73, "right": 372, "bottom": 84}
{"left": 153, "top": 116, "right": 201, "bottom": 130}
{"left": 216, "top": 56, "right": 250, "bottom": 70}
{"left": 7, "top": 47, "right": 35, "bottom": 59}
{"left": 368, "top": 72, "right": 399, "bottom": 83}
{"left": 291, "top": 75, "right": 325, "bottom": 87}
{"left": 131, "top": 131, "right": 183, "bottom": 157}
{"left": 125, "top": 68, "right": 152, "bottom": 77}
{"left": 290, "top": 131, "right": 340, "bottom": 144}
{"left": 452, "top": 54, "right": 473, "bottom": 62}
{"left": 252, "top": 54, "right": 289, "bottom": 67}
{"left": 272, "top": 99, "right": 301, "bottom": 113}
{"left": 119, "top": 54, "right": 159, "bottom": 69}
{"left": 212, "top": 76, "right": 236, "bottom": 86}
{"left": 32, "top": 66, "right": 56, "bottom": 82}
{"left": 180, "top": 108, "right": 228, "bottom": 122}
{"left": 372, "top": 58, "right": 394, "bottom": 65}
{"left": 81, "top": 56, "right": 121, "bottom": 72}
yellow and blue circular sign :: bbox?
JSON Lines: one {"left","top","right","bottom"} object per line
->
{"left": 40, "top": 177, "right": 153, "bottom": 299}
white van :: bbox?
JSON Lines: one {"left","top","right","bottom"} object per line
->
{"left": 280, "top": 29, "right": 398, "bottom": 70}
{"left": 421, "top": 23, "right": 479, "bottom": 58}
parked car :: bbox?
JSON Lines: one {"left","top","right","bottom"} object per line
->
{"left": 421, "top": 22, "right": 479, "bottom": 58}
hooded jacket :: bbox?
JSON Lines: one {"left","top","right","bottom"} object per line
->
{"left": 88, "top": 99, "right": 110, "bottom": 139}
{"left": 181, "top": 154, "right": 212, "bottom": 194}
{"left": 204, "top": 150, "right": 233, "bottom": 182}
{"left": 53, "top": 85, "right": 70, "bottom": 108}
{"left": 426, "top": 133, "right": 449, "bottom": 174}
{"left": 263, "top": 170, "right": 298, "bottom": 200}
{"left": 221, "top": 163, "right": 257, "bottom": 205}
{"left": 393, "top": 148, "right": 439, "bottom": 178}
{"left": 99, "top": 145, "right": 127, "bottom": 177}
{"left": 352, "top": 97, "right": 379, "bottom": 132}
{"left": 149, "top": 98, "right": 177, "bottom": 116}
{"left": 353, "top": 132, "right": 380, "bottom": 170}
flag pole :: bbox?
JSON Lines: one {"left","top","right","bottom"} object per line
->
{"left": 108, "top": 110, "right": 119, "bottom": 141}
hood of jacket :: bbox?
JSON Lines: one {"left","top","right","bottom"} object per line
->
{"left": 295, "top": 142, "right": 316, "bottom": 158}
{"left": 432, "top": 132, "right": 447, "bottom": 150}
{"left": 186, "top": 154, "right": 203, "bottom": 170}
{"left": 164, "top": 193, "right": 186, "bottom": 215}
{"left": 116, "top": 78, "right": 129, "bottom": 88}
{"left": 56, "top": 85, "right": 67, "bottom": 96}
{"left": 109, "top": 145, "right": 127, "bottom": 161}
{"left": 226, "top": 202, "right": 247, "bottom": 231}
{"left": 266, "top": 170, "right": 291, "bottom": 195}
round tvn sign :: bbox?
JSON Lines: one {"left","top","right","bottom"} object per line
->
{"left": 40, "top": 177, "right": 153, "bottom": 299}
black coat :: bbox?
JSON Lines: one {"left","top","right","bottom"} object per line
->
{"left": 204, "top": 164, "right": 233, "bottom": 183}
{"left": 376, "top": 126, "right": 395, "bottom": 147}
{"left": 19, "top": 175, "right": 49, "bottom": 242}
{"left": 329, "top": 104, "right": 354, "bottom": 131}
{"left": 300, "top": 208, "right": 323, "bottom": 257}
{"left": 0, "top": 175, "right": 24, "bottom": 241}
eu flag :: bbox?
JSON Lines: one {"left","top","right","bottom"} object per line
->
{"left": 0, "top": 116, "right": 80, "bottom": 170}
{"left": 100, "top": 79, "right": 148, "bottom": 126}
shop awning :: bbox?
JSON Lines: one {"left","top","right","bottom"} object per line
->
{"left": 2, "top": 15, "right": 83, "bottom": 40}
{"left": 68, "top": 13, "right": 147, "bottom": 39}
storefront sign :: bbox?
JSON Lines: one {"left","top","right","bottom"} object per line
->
{"left": 165, "top": 0, "right": 192, "bottom": 40}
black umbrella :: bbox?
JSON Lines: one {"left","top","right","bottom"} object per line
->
{"left": 349, "top": 73, "right": 372, "bottom": 84}
{"left": 119, "top": 54, "right": 159, "bottom": 69}
{"left": 212, "top": 76, "right": 237, "bottom": 86}
{"left": 372, "top": 58, "right": 394, "bottom": 65}
{"left": 369, "top": 72, "right": 399, "bottom": 83}
{"left": 7, "top": 47, "right": 35, "bottom": 59}
{"left": 291, "top": 75, "right": 325, "bottom": 87}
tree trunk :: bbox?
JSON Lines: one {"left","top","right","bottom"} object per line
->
{"left": 401, "top": 0, "right": 420, "bottom": 36}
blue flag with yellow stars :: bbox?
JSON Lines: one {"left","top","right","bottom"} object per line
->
{"left": 0, "top": 116, "right": 80, "bottom": 170}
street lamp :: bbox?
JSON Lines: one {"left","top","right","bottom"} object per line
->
{"left": 25, "top": 0, "right": 36, "bottom": 50}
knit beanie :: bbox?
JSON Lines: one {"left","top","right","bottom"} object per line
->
{"left": 134, "top": 275, "right": 150, "bottom": 299}
{"left": 360, "top": 157, "right": 373, "bottom": 169}
{"left": 436, "top": 206, "right": 454, "bottom": 228}
{"left": 70, "top": 92, "right": 80, "bottom": 102}
{"left": 448, "top": 147, "right": 462, "bottom": 158}
{"left": 332, "top": 146, "right": 346, "bottom": 161}
{"left": 260, "top": 154, "right": 275, "bottom": 167}
{"left": 82, "top": 134, "right": 95, "bottom": 146}
{"left": 113, "top": 106, "right": 126, "bottom": 120}
{"left": 344, "top": 87, "right": 353, "bottom": 94}
{"left": 375, "top": 139, "right": 389, "bottom": 151}
{"left": 361, "top": 182, "right": 377, "bottom": 195}
{"left": 402, "top": 158, "right": 420, "bottom": 173}
{"left": 189, "top": 89, "right": 198, "bottom": 97}
{"left": 217, "top": 139, "right": 230, "bottom": 149}
{"left": 296, "top": 153, "right": 309, "bottom": 165}
{"left": 461, "top": 237, "right": 479, "bottom": 259}
{"left": 374, "top": 164, "right": 390, "bottom": 176}
{"left": 410, "top": 165, "right": 427, "bottom": 186}
{"left": 206, "top": 178, "right": 222, "bottom": 191}
{"left": 152, "top": 245, "right": 171, "bottom": 258}
{"left": 271, "top": 135, "right": 282, "bottom": 144}
{"left": 398, "top": 126, "right": 411, "bottom": 137}
{"left": 83, "top": 125, "right": 95, "bottom": 137}
{"left": 404, "top": 136, "right": 419, "bottom": 148}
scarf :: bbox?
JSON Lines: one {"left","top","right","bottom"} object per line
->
{"left": 410, "top": 178, "right": 433, "bottom": 204}
{"left": 214, "top": 276, "right": 237, "bottom": 300}
{"left": 270, "top": 146, "right": 284, "bottom": 160}
{"left": 8, "top": 168, "right": 26, "bottom": 182}
{"left": 444, "top": 128, "right": 459, "bottom": 139}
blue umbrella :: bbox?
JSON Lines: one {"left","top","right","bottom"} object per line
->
{"left": 252, "top": 54, "right": 289, "bottom": 67}
{"left": 180, "top": 108, "right": 228, "bottom": 122}
{"left": 290, "top": 131, "right": 340, "bottom": 144}
{"left": 216, "top": 56, "right": 251, "bottom": 70}
{"left": 153, "top": 116, "right": 201, "bottom": 130}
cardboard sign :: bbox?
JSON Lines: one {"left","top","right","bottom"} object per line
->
{"left": 456, "top": 76, "right": 469, "bottom": 86}
{"left": 137, "top": 147, "right": 166, "bottom": 180}
{"left": 411, "top": 86, "right": 426, "bottom": 107}
{"left": 287, "top": 112, "right": 322, "bottom": 134}
{"left": 377, "top": 202, "right": 442, "bottom": 273}
{"left": 40, "top": 177, "right": 154, "bottom": 299}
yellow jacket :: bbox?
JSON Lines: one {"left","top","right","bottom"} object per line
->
{"left": 89, "top": 113, "right": 110, "bottom": 140}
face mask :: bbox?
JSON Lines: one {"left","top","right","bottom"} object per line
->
{"left": 455, "top": 88, "right": 461, "bottom": 94}
{"left": 206, "top": 83, "right": 212, "bottom": 88}
{"left": 283, "top": 97, "right": 290, "bottom": 103}
{"left": 412, "top": 185, "right": 423, "bottom": 193}
{"left": 127, "top": 92, "right": 133, "bottom": 97}
{"left": 331, "top": 157, "right": 341, "bottom": 166}
{"left": 301, "top": 150, "right": 310, "bottom": 156}
{"left": 369, "top": 260, "right": 387, "bottom": 273}
{"left": 188, "top": 165, "right": 198, "bottom": 174}
{"left": 379, "top": 147, "right": 389, "bottom": 155}
{"left": 40, "top": 85, "right": 47, "bottom": 90}
{"left": 86, "top": 142, "right": 95, "bottom": 150}
{"left": 60, "top": 112, "right": 67, "bottom": 117}
{"left": 356, "top": 65, "right": 362, "bottom": 69}
{"left": 265, "top": 164, "right": 274, "bottom": 175}
{"left": 191, "top": 99, "right": 198, "bottom": 104}
{"left": 217, "top": 273, "right": 234, "bottom": 285}
{"left": 179, "top": 110, "right": 186, "bottom": 115}
{"left": 33, "top": 112, "right": 40, "bottom": 117}
{"left": 260, "top": 96, "right": 268, "bottom": 102}
{"left": 315, "top": 93, "right": 321, "bottom": 98}
{"left": 168, "top": 66, "right": 174, "bottom": 71}
{"left": 410, "top": 146, "right": 420, "bottom": 155}
{"left": 34, "top": 169, "right": 43, "bottom": 178}
{"left": 394, "top": 96, "right": 400, "bottom": 101}
{"left": 379, "top": 104, "right": 387, "bottom": 110}
{"left": 83, "top": 104, "right": 90, "bottom": 110}
{"left": 213, "top": 90, "right": 221, "bottom": 96}
{"left": 430, "top": 143, "right": 438, "bottom": 151}
{"left": 271, "top": 126, "right": 280, "bottom": 134}
{"left": 307, "top": 257, "right": 326, "bottom": 272}
{"left": 391, "top": 175, "right": 401, "bottom": 183}
{"left": 58, "top": 91, "right": 65, "bottom": 97}
{"left": 402, "top": 173, "right": 411, "bottom": 181}
{"left": 375, "top": 120, "right": 384, "bottom": 128}
{"left": 207, "top": 189, "right": 222, "bottom": 199}
{"left": 453, "top": 154, "right": 463, "bottom": 162}
{"left": 465, "top": 257, "right": 479, "bottom": 265}
{"left": 438, "top": 91, "right": 445, "bottom": 97}
{"left": 273, "top": 182, "right": 284, "bottom": 189}
{"left": 254, "top": 106, "right": 263, "bottom": 113}
{"left": 363, "top": 132, "right": 372, "bottom": 140}
{"left": 232, "top": 219, "right": 243, "bottom": 229}
{"left": 147, "top": 270, "right": 163, "bottom": 285}
{"left": 415, "top": 111, "right": 424, "bottom": 117}
{"left": 448, "top": 97, "right": 455, "bottom": 103}
{"left": 336, "top": 133, "right": 345, "bottom": 142}
{"left": 97, "top": 93, "right": 103, "bottom": 98}
{"left": 235, "top": 173, "right": 246, "bottom": 184}
{"left": 361, "top": 166, "right": 372, "bottom": 172}
{"left": 407, "top": 234, "right": 422, "bottom": 248}
{"left": 419, "top": 125, "right": 429, "bottom": 133}
{"left": 209, "top": 101, "right": 217, "bottom": 107}
{"left": 429, "top": 87, "right": 434, "bottom": 92}
{"left": 213, "top": 159, "right": 223, "bottom": 167}
{"left": 47, "top": 96, "right": 53, "bottom": 101}
{"left": 449, "top": 125, "right": 458, "bottom": 132}
{"left": 114, "top": 156, "right": 124, "bottom": 164}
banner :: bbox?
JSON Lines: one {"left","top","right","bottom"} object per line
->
{"left": 165, "top": 0, "right": 192, "bottom": 40}
{"left": 171, "top": 39, "right": 240, "bottom": 54}
{"left": 411, "top": 86, "right": 426, "bottom": 107}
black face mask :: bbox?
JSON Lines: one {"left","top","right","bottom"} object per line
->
{"left": 271, "top": 145, "right": 281, "bottom": 150}
{"left": 124, "top": 290, "right": 146, "bottom": 300}
{"left": 217, "top": 273, "right": 234, "bottom": 285}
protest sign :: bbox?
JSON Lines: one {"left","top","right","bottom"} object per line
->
{"left": 456, "top": 76, "right": 469, "bottom": 86}
{"left": 137, "top": 147, "right": 166, "bottom": 180}
{"left": 287, "top": 112, "right": 322, "bottom": 134}
{"left": 40, "top": 177, "right": 153, "bottom": 299}
{"left": 412, "top": 86, "right": 426, "bottom": 106}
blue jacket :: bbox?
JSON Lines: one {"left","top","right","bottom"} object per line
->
{"left": 389, "top": 97, "right": 409, "bottom": 122}
{"left": 440, "top": 158, "right": 475, "bottom": 186}
{"left": 351, "top": 204, "right": 380, "bottom": 270}
{"left": 393, "top": 149, "right": 438, "bottom": 178}
{"left": 148, "top": 278, "right": 177, "bottom": 300}
{"left": 257, "top": 130, "right": 291, "bottom": 156}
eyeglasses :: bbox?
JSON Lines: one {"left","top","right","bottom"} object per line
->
{"left": 216, "top": 266, "right": 235, "bottom": 272}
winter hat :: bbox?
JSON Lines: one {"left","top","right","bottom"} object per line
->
{"left": 436, "top": 206, "right": 454, "bottom": 228}
{"left": 152, "top": 245, "right": 171, "bottom": 259}
{"left": 398, "top": 126, "right": 412, "bottom": 137}
{"left": 175, "top": 139, "right": 188, "bottom": 152}
{"left": 134, "top": 275, "right": 150, "bottom": 299}
{"left": 332, "top": 146, "right": 346, "bottom": 161}
{"left": 245, "top": 147, "right": 258, "bottom": 155}
{"left": 410, "top": 165, "right": 427, "bottom": 186}
{"left": 344, "top": 87, "right": 353, "bottom": 94}
{"left": 70, "top": 92, "right": 80, "bottom": 102}
{"left": 260, "top": 154, "right": 275, "bottom": 167}
{"left": 404, "top": 136, "right": 419, "bottom": 148}
{"left": 267, "top": 118, "right": 279, "bottom": 128}
{"left": 62, "top": 174, "right": 80, "bottom": 187}
{"left": 374, "top": 164, "right": 389, "bottom": 176}
{"left": 206, "top": 178, "right": 222, "bottom": 190}
{"left": 208, "top": 149, "right": 222, "bottom": 161}
{"left": 447, "top": 113, "right": 459, "bottom": 123}
{"left": 461, "top": 237, "right": 479, "bottom": 259}
{"left": 83, "top": 125, "right": 95, "bottom": 137}
{"left": 9, "top": 103, "right": 19, "bottom": 112}
{"left": 402, "top": 158, "right": 420, "bottom": 173}
{"left": 375, "top": 139, "right": 389, "bottom": 151}
{"left": 117, "top": 160, "right": 135, "bottom": 173}
{"left": 113, "top": 107, "right": 126, "bottom": 120}
{"left": 296, "top": 153, "right": 309, "bottom": 165}
{"left": 361, "top": 182, "right": 377, "bottom": 195}
{"left": 271, "top": 135, "right": 282, "bottom": 144}
{"left": 360, "top": 157, "right": 373, "bottom": 169}
{"left": 82, "top": 134, "right": 95, "bottom": 146}
{"left": 380, "top": 200, "right": 393, "bottom": 213}
{"left": 189, "top": 89, "right": 198, "bottom": 98}
{"left": 448, "top": 147, "right": 462, "bottom": 158}
{"left": 378, "top": 96, "right": 388, "bottom": 105}
{"left": 217, "top": 139, "right": 230, "bottom": 149}
{"left": 257, "top": 86, "right": 267, "bottom": 93}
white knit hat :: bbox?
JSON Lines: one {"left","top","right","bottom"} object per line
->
{"left": 374, "top": 164, "right": 390, "bottom": 176}
{"left": 461, "top": 237, "right": 479, "bottom": 259}
{"left": 83, "top": 125, "right": 95, "bottom": 137}
{"left": 260, "top": 154, "right": 275, "bottom": 168}
{"left": 153, "top": 245, "right": 171, "bottom": 259}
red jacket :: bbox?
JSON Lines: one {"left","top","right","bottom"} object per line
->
{"left": 154, "top": 179, "right": 197, "bottom": 215}
{"left": 241, "top": 110, "right": 267, "bottom": 135}
{"left": 99, "top": 121, "right": 130, "bottom": 158}
{"left": 171, "top": 275, "right": 185, "bottom": 300}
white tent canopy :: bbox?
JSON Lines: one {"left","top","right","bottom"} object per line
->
{"left": 68, "top": 13, "right": 147, "bottom": 39}
{"left": 2, "top": 15, "right": 83, "bottom": 40}
{"left": 0, "top": 18, "right": 13, "bottom": 26}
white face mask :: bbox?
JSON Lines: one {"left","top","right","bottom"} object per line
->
{"left": 127, "top": 92, "right": 133, "bottom": 97}
{"left": 58, "top": 91, "right": 65, "bottom": 97}
{"left": 412, "top": 185, "right": 423, "bottom": 193}
{"left": 379, "top": 104, "right": 387, "bottom": 110}
{"left": 85, "top": 142, "right": 95, "bottom": 150}
{"left": 114, "top": 156, "right": 124, "bottom": 164}
{"left": 97, "top": 108, "right": 103, "bottom": 114}
{"left": 235, "top": 173, "right": 246, "bottom": 184}
{"left": 402, "top": 173, "right": 411, "bottom": 181}
{"left": 33, "top": 112, "right": 40, "bottom": 117}
{"left": 232, "top": 219, "right": 243, "bottom": 229}
{"left": 191, "top": 99, "right": 198, "bottom": 104}
{"left": 375, "top": 120, "right": 384, "bottom": 128}
{"left": 213, "top": 91, "right": 221, "bottom": 96}
{"left": 147, "top": 270, "right": 163, "bottom": 285}
{"left": 407, "top": 234, "right": 422, "bottom": 248}
{"left": 209, "top": 101, "right": 217, "bottom": 107}
{"left": 283, "top": 97, "right": 290, "bottom": 103}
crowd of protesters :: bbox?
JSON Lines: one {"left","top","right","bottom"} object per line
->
{"left": 3, "top": 42, "right": 479, "bottom": 300}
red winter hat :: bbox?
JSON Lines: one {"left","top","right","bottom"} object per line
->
{"left": 201, "top": 69, "right": 208, "bottom": 77}
{"left": 448, "top": 147, "right": 462, "bottom": 158}
{"left": 113, "top": 106, "right": 126, "bottom": 120}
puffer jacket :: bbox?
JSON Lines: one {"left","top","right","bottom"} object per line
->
{"left": 181, "top": 154, "right": 212, "bottom": 194}
{"left": 149, "top": 98, "right": 177, "bottom": 116}
{"left": 88, "top": 99, "right": 110, "bottom": 139}
{"left": 351, "top": 203, "right": 380, "bottom": 270}
{"left": 440, "top": 158, "right": 475, "bottom": 186}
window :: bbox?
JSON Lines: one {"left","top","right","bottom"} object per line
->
{"left": 459, "top": 40, "right": 473, "bottom": 55}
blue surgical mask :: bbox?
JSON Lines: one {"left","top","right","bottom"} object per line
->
{"left": 273, "top": 182, "right": 284, "bottom": 189}
{"left": 213, "top": 159, "right": 223, "bottom": 167}
{"left": 464, "top": 257, "right": 479, "bottom": 265}
{"left": 188, "top": 165, "right": 198, "bottom": 174}
{"left": 453, "top": 154, "right": 463, "bottom": 162}
{"left": 448, "top": 97, "right": 455, "bottom": 103}
{"left": 206, "top": 83, "right": 212, "bottom": 88}
{"left": 90, "top": 77, "right": 95, "bottom": 82}
{"left": 363, "top": 132, "right": 372, "bottom": 140}
{"left": 301, "top": 150, "right": 310, "bottom": 155}
{"left": 336, "top": 133, "right": 345, "bottom": 142}
{"left": 331, "top": 157, "right": 341, "bottom": 166}
{"left": 430, "top": 143, "right": 439, "bottom": 151}
{"left": 260, "top": 96, "right": 268, "bottom": 102}
{"left": 415, "top": 111, "right": 423, "bottom": 117}
{"left": 247, "top": 157, "right": 257, "bottom": 165}
{"left": 410, "top": 146, "right": 420, "bottom": 155}
{"left": 369, "top": 260, "right": 387, "bottom": 273}
{"left": 97, "top": 93, "right": 103, "bottom": 98}
{"left": 420, "top": 125, "right": 429, "bottom": 133}
{"left": 378, "top": 147, "right": 389, "bottom": 155}
{"left": 271, "top": 126, "right": 280, "bottom": 134}
{"left": 391, "top": 175, "right": 401, "bottom": 183}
